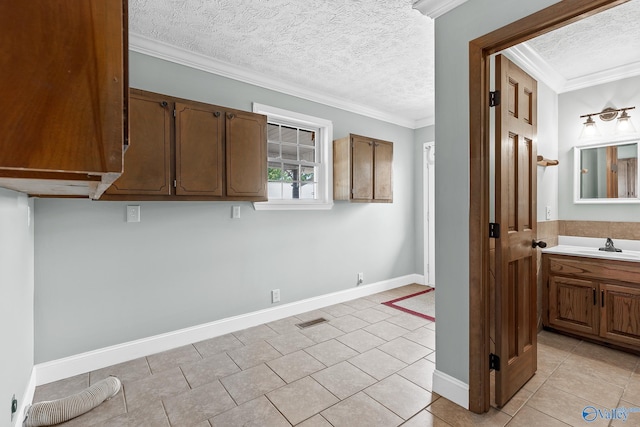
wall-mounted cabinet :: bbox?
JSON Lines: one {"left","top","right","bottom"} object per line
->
{"left": 543, "top": 253, "right": 640, "bottom": 352}
{"left": 334, "top": 134, "right": 393, "bottom": 203}
{"left": 0, "top": 0, "right": 128, "bottom": 199}
{"left": 102, "top": 89, "right": 267, "bottom": 201}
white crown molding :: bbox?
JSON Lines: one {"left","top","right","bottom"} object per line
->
{"left": 129, "top": 33, "right": 430, "bottom": 129}
{"left": 504, "top": 42, "right": 640, "bottom": 94}
{"left": 412, "top": 0, "right": 468, "bottom": 19}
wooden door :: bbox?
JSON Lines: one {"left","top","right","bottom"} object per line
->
{"left": 549, "top": 275, "right": 599, "bottom": 336}
{"left": 373, "top": 140, "right": 393, "bottom": 202}
{"left": 351, "top": 135, "right": 374, "bottom": 201}
{"left": 600, "top": 283, "right": 640, "bottom": 347}
{"left": 106, "top": 90, "right": 171, "bottom": 195}
{"left": 494, "top": 55, "right": 538, "bottom": 407}
{"left": 225, "top": 111, "right": 267, "bottom": 199}
{"left": 175, "top": 102, "right": 224, "bottom": 196}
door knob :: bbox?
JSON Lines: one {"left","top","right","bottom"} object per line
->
{"left": 532, "top": 240, "right": 547, "bottom": 248}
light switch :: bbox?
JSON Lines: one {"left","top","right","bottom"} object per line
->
{"left": 232, "top": 205, "right": 241, "bottom": 219}
{"left": 127, "top": 205, "right": 141, "bottom": 223}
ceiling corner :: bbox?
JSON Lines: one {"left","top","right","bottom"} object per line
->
{"left": 412, "top": 0, "right": 468, "bottom": 19}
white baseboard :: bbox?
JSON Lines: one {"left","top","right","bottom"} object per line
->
{"left": 432, "top": 369, "right": 469, "bottom": 409}
{"left": 35, "top": 274, "right": 423, "bottom": 386}
{"left": 14, "top": 367, "right": 36, "bottom": 427}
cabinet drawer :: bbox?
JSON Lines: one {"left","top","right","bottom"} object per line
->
{"left": 549, "top": 256, "right": 640, "bottom": 284}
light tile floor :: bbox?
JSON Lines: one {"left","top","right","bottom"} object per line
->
{"left": 32, "top": 284, "right": 640, "bottom": 426}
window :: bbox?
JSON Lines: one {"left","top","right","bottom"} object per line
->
{"left": 252, "top": 103, "right": 333, "bottom": 210}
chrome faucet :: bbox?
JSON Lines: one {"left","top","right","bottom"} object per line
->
{"left": 600, "top": 237, "right": 622, "bottom": 252}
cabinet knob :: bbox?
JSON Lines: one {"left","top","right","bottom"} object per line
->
{"left": 227, "top": 113, "right": 235, "bottom": 119}
{"left": 160, "top": 101, "right": 168, "bottom": 108}
{"left": 214, "top": 111, "right": 221, "bottom": 117}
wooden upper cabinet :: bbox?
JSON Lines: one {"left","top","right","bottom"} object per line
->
{"left": 0, "top": 0, "right": 127, "bottom": 198}
{"left": 101, "top": 89, "right": 267, "bottom": 201}
{"left": 107, "top": 90, "right": 171, "bottom": 195}
{"left": 334, "top": 134, "right": 393, "bottom": 203}
{"left": 175, "top": 102, "right": 224, "bottom": 197}
{"left": 226, "top": 111, "right": 267, "bottom": 198}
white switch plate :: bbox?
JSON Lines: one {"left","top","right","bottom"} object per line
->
{"left": 545, "top": 206, "right": 552, "bottom": 220}
{"left": 232, "top": 205, "right": 241, "bottom": 219}
{"left": 127, "top": 205, "right": 141, "bottom": 223}
{"left": 357, "top": 272, "right": 364, "bottom": 285}
{"left": 271, "top": 289, "right": 280, "bottom": 303}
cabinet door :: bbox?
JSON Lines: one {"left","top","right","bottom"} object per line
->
{"left": 548, "top": 275, "right": 599, "bottom": 336}
{"left": 225, "top": 111, "right": 267, "bottom": 199}
{"left": 106, "top": 91, "right": 171, "bottom": 195}
{"left": 175, "top": 102, "right": 224, "bottom": 196}
{"left": 373, "top": 140, "right": 393, "bottom": 202}
{"left": 351, "top": 136, "right": 374, "bottom": 201}
{"left": 600, "top": 283, "right": 640, "bottom": 347}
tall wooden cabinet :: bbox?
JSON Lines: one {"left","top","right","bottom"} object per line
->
{"left": 0, "top": 0, "right": 128, "bottom": 198}
{"left": 334, "top": 134, "right": 393, "bottom": 202}
{"left": 103, "top": 89, "right": 267, "bottom": 201}
{"left": 543, "top": 253, "right": 640, "bottom": 353}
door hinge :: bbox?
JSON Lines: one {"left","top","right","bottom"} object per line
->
{"left": 489, "top": 353, "right": 501, "bottom": 371}
{"left": 173, "top": 109, "right": 177, "bottom": 118}
{"left": 489, "top": 223, "right": 500, "bottom": 238}
{"left": 489, "top": 90, "right": 500, "bottom": 107}
{"left": 173, "top": 179, "right": 177, "bottom": 188}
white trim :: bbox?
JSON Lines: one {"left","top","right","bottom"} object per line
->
{"left": 14, "top": 367, "right": 36, "bottom": 427}
{"left": 504, "top": 42, "right": 640, "bottom": 94}
{"left": 35, "top": 274, "right": 423, "bottom": 386}
{"left": 252, "top": 103, "right": 334, "bottom": 210}
{"left": 129, "top": 33, "right": 429, "bottom": 129}
{"left": 423, "top": 142, "right": 436, "bottom": 287}
{"left": 412, "top": 0, "right": 468, "bottom": 19}
{"left": 432, "top": 369, "right": 469, "bottom": 409}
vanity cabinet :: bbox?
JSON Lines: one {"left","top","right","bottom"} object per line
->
{"left": 543, "top": 253, "right": 640, "bottom": 352}
{"left": 103, "top": 89, "right": 267, "bottom": 201}
{"left": 333, "top": 134, "right": 393, "bottom": 202}
{"left": 0, "top": 0, "right": 128, "bottom": 199}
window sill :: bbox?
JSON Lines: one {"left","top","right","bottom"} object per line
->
{"left": 253, "top": 200, "right": 334, "bottom": 211}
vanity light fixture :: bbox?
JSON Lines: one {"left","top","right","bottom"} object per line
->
{"left": 579, "top": 106, "right": 636, "bottom": 139}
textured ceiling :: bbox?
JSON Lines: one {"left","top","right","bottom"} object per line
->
{"left": 526, "top": 0, "right": 640, "bottom": 81}
{"left": 129, "top": 0, "right": 640, "bottom": 128}
{"left": 129, "top": 0, "right": 434, "bottom": 126}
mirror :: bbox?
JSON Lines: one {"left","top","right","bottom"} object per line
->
{"left": 575, "top": 140, "right": 639, "bottom": 203}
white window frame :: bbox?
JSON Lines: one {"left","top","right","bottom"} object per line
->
{"left": 252, "top": 103, "right": 333, "bottom": 210}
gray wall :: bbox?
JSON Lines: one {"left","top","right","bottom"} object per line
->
{"left": 0, "top": 188, "right": 34, "bottom": 426}
{"left": 558, "top": 74, "right": 640, "bottom": 221}
{"left": 33, "top": 52, "right": 419, "bottom": 363}
{"left": 434, "top": 0, "right": 559, "bottom": 385}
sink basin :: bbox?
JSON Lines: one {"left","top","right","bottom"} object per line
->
{"left": 573, "top": 248, "right": 640, "bottom": 260}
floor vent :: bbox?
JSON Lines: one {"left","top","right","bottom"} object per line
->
{"left": 296, "top": 318, "right": 328, "bottom": 329}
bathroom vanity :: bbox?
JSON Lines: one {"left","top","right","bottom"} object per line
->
{"left": 542, "top": 244, "right": 640, "bottom": 353}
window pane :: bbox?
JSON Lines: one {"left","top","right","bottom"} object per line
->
{"left": 299, "top": 146, "right": 315, "bottom": 162}
{"left": 282, "top": 163, "right": 297, "bottom": 182}
{"left": 281, "top": 144, "right": 297, "bottom": 161}
{"left": 268, "top": 182, "right": 282, "bottom": 199}
{"left": 267, "top": 124, "right": 280, "bottom": 142}
{"left": 299, "top": 129, "right": 315, "bottom": 147}
{"left": 267, "top": 142, "right": 280, "bottom": 159}
{"left": 268, "top": 162, "right": 284, "bottom": 181}
{"left": 281, "top": 125, "right": 297, "bottom": 144}
{"left": 301, "top": 166, "right": 315, "bottom": 182}
{"left": 299, "top": 183, "right": 317, "bottom": 199}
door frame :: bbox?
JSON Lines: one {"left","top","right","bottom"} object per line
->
{"left": 424, "top": 142, "right": 435, "bottom": 286}
{"left": 467, "top": 0, "right": 628, "bottom": 413}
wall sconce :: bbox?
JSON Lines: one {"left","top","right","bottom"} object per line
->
{"left": 579, "top": 106, "right": 636, "bottom": 139}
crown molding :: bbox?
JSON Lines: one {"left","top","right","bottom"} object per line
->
{"left": 505, "top": 42, "right": 640, "bottom": 94}
{"left": 412, "top": 0, "right": 468, "bottom": 19}
{"left": 129, "top": 33, "right": 431, "bottom": 129}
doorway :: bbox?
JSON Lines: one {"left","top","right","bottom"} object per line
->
{"left": 424, "top": 142, "right": 435, "bottom": 287}
{"left": 468, "top": 0, "right": 627, "bottom": 414}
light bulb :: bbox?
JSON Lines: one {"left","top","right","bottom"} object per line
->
{"left": 616, "top": 110, "right": 636, "bottom": 135}
{"left": 579, "top": 116, "right": 600, "bottom": 139}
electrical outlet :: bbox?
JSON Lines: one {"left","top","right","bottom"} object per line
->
{"left": 271, "top": 289, "right": 280, "bottom": 303}
{"left": 126, "top": 205, "right": 141, "bottom": 223}
{"left": 11, "top": 394, "right": 17, "bottom": 421}
{"left": 357, "top": 272, "right": 364, "bottom": 285}
{"left": 545, "top": 205, "right": 552, "bottom": 220}
{"left": 232, "top": 205, "right": 241, "bottom": 219}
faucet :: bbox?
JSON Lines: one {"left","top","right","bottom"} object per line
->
{"left": 600, "top": 237, "right": 622, "bottom": 252}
